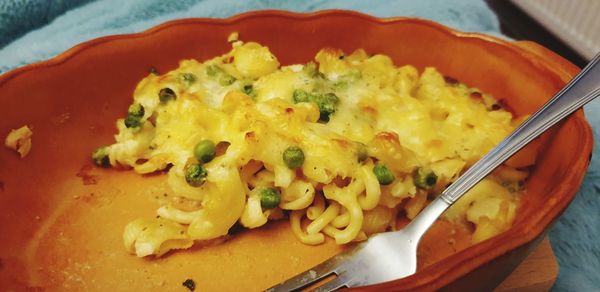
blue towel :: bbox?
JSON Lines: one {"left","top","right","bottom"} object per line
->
{"left": 0, "top": 0, "right": 94, "bottom": 48}
{"left": 0, "top": 1, "right": 598, "bottom": 291}
{"left": 0, "top": 0, "right": 502, "bottom": 73}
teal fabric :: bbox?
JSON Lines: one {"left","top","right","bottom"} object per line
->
{"left": 0, "top": 0, "right": 502, "bottom": 73}
{"left": 0, "top": 1, "right": 598, "bottom": 291}
{"left": 0, "top": 0, "right": 93, "bottom": 48}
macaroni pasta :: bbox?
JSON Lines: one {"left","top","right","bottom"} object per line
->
{"left": 94, "top": 33, "right": 532, "bottom": 257}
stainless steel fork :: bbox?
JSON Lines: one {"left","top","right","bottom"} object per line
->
{"left": 267, "top": 52, "right": 600, "bottom": 291}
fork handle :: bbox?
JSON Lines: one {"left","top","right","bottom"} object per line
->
{"left": 405, "top": 52, "right": 600, "bottom": 238}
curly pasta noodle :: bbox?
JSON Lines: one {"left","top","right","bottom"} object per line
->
{"left": 96, "top": 34, "right": 527, "bottom": 257}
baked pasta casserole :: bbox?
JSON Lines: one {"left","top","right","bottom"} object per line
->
{"left": 92, "top": 33, "right": 533, "bottom": 257}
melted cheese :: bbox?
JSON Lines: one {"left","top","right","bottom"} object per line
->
{"left": 102, "top": 35, "right": 526, "bottom": 257}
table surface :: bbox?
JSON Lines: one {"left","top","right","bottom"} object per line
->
{"left": 496, "top": 237, "right": 558, "bottom": 292}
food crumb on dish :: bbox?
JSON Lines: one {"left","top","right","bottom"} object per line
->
{"left": 76, "top": 164, "right": 97, "bottom": 185}
{"left": 227, "top": 31, "right": 239, "bottom": 43}
{"left": 51, "top": 112, "right": 71, "bottom": 125}
{"left": 4, "top": 125, "right": 33, "bottom": 158}
{"left": 182, "top": 278, "right": 196, "bottom": 291}
{"left": 149, "top": 66, "right": 160, "bottom": 75}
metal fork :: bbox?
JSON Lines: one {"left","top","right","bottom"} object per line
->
{"left": 268, "top": 52, "right": 600, "bottom": 291}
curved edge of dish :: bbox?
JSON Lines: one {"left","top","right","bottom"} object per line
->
{"left": 0, "top": 9, "right": 593, "bottom": 290}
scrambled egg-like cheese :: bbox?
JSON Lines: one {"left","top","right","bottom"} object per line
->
{"left": 5, "top": 125, "right": 33, "bottom": 158}
{"left": 97, "top": 35, "right": 531, "bottom": 257}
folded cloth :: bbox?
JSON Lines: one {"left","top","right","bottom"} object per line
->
{"left": 0, "top": 1, "right": 598, "bottom": 291}
{"left": 0, "top": 0, "right": 94, "bottom": 48}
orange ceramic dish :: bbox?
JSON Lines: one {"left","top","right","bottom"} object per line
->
{"left": 0, "top": 10, "right": 592, "bottom": 291}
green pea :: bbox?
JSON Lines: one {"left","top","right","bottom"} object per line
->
{"left": 219, "top": 74, "right": 237, "bottom": 86}
{"left": 242, "top": 84, "right": 255, "bottom": 97}
{"left": 194, "top": 139, "right": 216, "bottom": 163}
{"left": 206, "top": 65, "right": 236, "bottom": 85}
{"left": 92, "top": 146, "right": 110, "bottom": 167}
{"left": 315, "top": 92, "right": 340, "bottom": 122}
{"left": 302, "top": 61, "right": 326, "bottom": 79}
{"left": 127, "top": 103, "right": 145, "bottom": 119}
{"left": 333, "top": 80, "right": 348, "bottom": 90}
{"left": 373, "top": 162, "right": 395, "bottom": 185}
{"left": 260, "top": 188, "right": 281, "bottom": 209}
{"left": 347, "top": 69, "right": 362, "bottom": 80}
{"left": 302, "top": 62, "right": 318, "bottom": 77}
{"left": 283, "top": 146, "right": 305, "bottom": 169}
{"left": 242, "top": 84, "right": 253, "bottom": 94}
{"left": 124, "top": 104, "right": 144, "bottom": 128}
{"left": 292, "top": 90, "right": 339, "bottom": 122}
{"left": 124, "top": 115, "right": 141, "bottom": 128}
{"left": 356, "top": 142, "right": 369, "bottom": 163}
{"left": 159, "top": 88, "right": 176, "bottom": 103}
{"left": 292, "top": 89, "right": 311, "bottom": 103}
{"left": 413, "top": 167, "right": 437, "bottom": 189}
{"left": 502, "top": 181, "right": 523, "bottom": 193}
{"left": 149, "top": 67, "right": 159, "bottom": 75}
{"left": 185, "top": 163, "right": 208, "bottom": 187}
{"left": 180, "top": 73, "right": 197, "bottom": 85}
{"left": 206, "top": 65, "right": 221, "bottom": 77}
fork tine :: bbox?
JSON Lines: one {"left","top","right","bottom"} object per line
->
{"left": 266, "top": 254, "right": 345, "bottom": 292}
{"left": 313, "top": 273, "right": 350, "bottom": 292}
